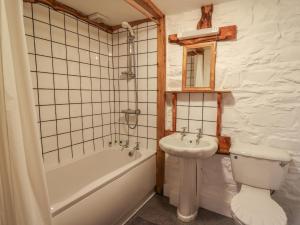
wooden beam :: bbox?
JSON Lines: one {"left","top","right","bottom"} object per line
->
{"left": 197, "top": 4, "right": 213, "bottom": 29}
{"left": 168, "top": 25, "right": 237, "bottom": 45}
{"left": 172, "top": 93, "right": 177, "bottom": 132}
{"left": 125, "top": 0, "right": 164, "bottom": 21}
{"left": 156, "top": 16, "right": 166, "bottom": 195}
{"left": 24, "top": 0, "right": 113, "bottom": 33}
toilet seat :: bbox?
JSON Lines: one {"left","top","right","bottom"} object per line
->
{"left": 231, "top": 185, "right": 287, "bottom": 225}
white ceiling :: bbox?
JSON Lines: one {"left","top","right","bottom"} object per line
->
{"left": 59, "top": 0, "right": 231, "bottom": 26}
{"left": 59, "top": 0, "right": 146, "bottom": 26}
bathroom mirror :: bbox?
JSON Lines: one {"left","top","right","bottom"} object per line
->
{"left": 182, "top": 42, "right": 216, "bottom": 91}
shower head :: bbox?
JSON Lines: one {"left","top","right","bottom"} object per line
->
{"left": 122, "top": 21, "right": 135, "bottom": 37}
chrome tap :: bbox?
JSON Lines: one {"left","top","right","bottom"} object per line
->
{"left": 129, "top": 142, "right": 140, "bottom": 156}
{"left": 196, "top": 128, "right": 202, "bottom": 144}
{"left": 120, "top": 140, "right": 129, "bottom": 151}
{"left": 180, "top": 127, "right": 187, "bottom": 140}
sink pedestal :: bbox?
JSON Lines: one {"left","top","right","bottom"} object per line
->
{"left": 177, "top": 158, "right": 198, "bottom": 222}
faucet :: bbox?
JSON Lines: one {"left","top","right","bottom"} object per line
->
{"left": 120, "top": 140, "right": 129, "bottom": 151}
{"left": 180, "top": 127, "right": 187, "bottom": 141}
{"left": 196, "top": 128, "right": 202, "bottom": 144}
{"left": 129, "top": 142, "right": 139, "bottom": 156}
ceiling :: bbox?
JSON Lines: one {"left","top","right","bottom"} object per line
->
{"left": 59, "top": 0, "right": 231, "bottom": 26}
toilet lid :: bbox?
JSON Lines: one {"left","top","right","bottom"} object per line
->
{"left": 231, "top": 185, "right": 287, "bottom": 225}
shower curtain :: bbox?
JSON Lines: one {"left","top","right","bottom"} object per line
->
{"left": 0, "top": 0, "right": 52, "bottom": 224}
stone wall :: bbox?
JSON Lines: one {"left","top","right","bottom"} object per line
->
{"left": 164, "top": 0, "right": 300, "bottom": 223}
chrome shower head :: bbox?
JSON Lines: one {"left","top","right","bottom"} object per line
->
{"left": 121, "top": 21, "right": 135, "bottom": 37}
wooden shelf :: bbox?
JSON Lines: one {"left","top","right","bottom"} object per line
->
{"left": 165, "top": 90, "right": 231, "bottom": 94}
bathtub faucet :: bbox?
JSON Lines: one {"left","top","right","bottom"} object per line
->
{"left": 129, "top": 142, "right": 139, "bottom": 156}
{"left": 120, "top": 140, "right": 129, "bottom": 151}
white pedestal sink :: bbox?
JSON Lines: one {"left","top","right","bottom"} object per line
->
{"left": 159, "top": 133, "right": 218, "bottom": 222}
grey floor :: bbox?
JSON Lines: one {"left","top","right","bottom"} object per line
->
{"left": 125, "top": 195, "right": 235, "bottom": 225}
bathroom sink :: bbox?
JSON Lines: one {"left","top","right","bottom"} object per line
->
{"left": 159, "top": 133, "right": 218, "bottom": 158}
{"left": 159, "top": 132, "right": 218, "bottom": 222}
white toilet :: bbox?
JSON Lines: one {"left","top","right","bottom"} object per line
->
{"left": 230, "top": 143, "right": 291, "bottom": 225}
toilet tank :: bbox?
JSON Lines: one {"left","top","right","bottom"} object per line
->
{"left": 230, "top": 143, "right": 291, "bottom": 190}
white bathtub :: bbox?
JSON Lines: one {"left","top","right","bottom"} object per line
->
{"left": 46, "top": 146, "right": 156, "bottom": 225}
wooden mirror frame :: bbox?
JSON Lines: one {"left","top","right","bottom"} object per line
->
{"left": 182, "top": 41, "right": 216, "bottom": 92}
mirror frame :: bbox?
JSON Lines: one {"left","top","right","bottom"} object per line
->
{"left": 182, "top": 41, "right": 216, "bottom": 92}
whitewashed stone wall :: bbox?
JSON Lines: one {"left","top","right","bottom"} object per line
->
{"left": 165, "top": 0, "right": 300, "bottom": 223}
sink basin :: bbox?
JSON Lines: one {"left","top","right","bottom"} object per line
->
{"left": 159, "top": 133, "right": 218, "bottom": 158}
{"left": 159, "top": 133, "right": 218, "bottom": 222}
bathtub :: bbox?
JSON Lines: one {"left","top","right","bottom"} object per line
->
{"left": 46, "top": 146, "right": 156, "bottom": 225}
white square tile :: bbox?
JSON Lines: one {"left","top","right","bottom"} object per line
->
{"left": 23, "top": 3, "right": 32, "bottom": 18}
{"left": 83, "top": 128, "right": 93, "bottom": 141}
{"left": 67, "top": 46, "right": 79, "bottom": 61}
{"left": 80, "top": 63, "right": 90, "bottom": 77}
{"left": 100, "top": 42, "right": 108, "bottom": 55}
{"left": 92, "top": 91, "right": 101, "bottom": 102}
{"left": 66, "top": 31, "right": 78, "bottom": 47}
{"left": 57, "top": 119, "right": 70, "bottom": 133}
{"left": 33, "top": 4, "right": 49, "bottom": 23}
{"left": 148, "top": 103, "right": 157, "bottom": 115}
{"left": 24, "top": 17, "right": 33, "bottom": 35}
{"left": 99, "top": 30, "right": 107, "bottom": 43}
{"left": 189, "top": 120, "right": 202, "bottom": 133}
{"left": 90, "top": 52, "right": 99, "bottom": 65}
{"left": 138, "top": 27, "right": 147, "bottom": 41}
{"left": 177, "top": 93, "right": 189, "bottom": 106}
{"left": 148, "top": 65, "right": 157, "bottom": 77}
{"left": 189, "top": 107, "right": 203, "bottom": 120}
{"left": 148, "top": 26, "right": 157, "bottom": 39}
{"left": 137, "top": 126, "right": 147, "bottom": 138}
{"left": 89, "top": 25, "right": 99, "bottom": 40}
{"left": 102, "top": 114, "right": 110, "bottom": 125}
{"left": 203, "top": 107, "right": 217, "bottom": 121}
{"left": 69, "top": 75, "right": 80, "bottom": 89}
{"left": 73, "top": 143, "right": 84, "bottom": 158}
{"left": 148, "top": 127, "right": 157, "bottom": 139}
{"left": 94, "top": 127, "right": 102, "bottom": 139}
{"left": 69, "top": 90, "right": 81, "bottom": 103}
{"left": 43, "top": 151, "right": 58, "bottom": 168}
{"left": 54, "top": 74, "right": 68, "bottom": 89}
{"left": 53, "top": 59, "right": 67, "bottom": 74}
{"left": 148, "top": 52, "right": 157, "bottom": 65}
{"left": 148, "top": 139, "right": 157, "bottom": 151}
{"left": 39, "top": 90, "right": 54, "bottom": 105}
{"left": 177, "top": 106, "right": 188, "bottom": 119}
{"left": 59, "top": 147, "right": 72, "bottom": 163}
{"left": 93, "top": 115, "right": 102, "bottom": 127}
{"left": 79, "top": 35, "right": 89, "bottom": 50}
{"left": 190, "top": 93, "right": 203, "bottom": 106}
{"left": 58, "top": 133, "right": 71, "bottom": 148}
{"left": 102, "top": 91, "right": 109, "bottom": 102}
{"left": 137, "top": 91, "right": 147, "bottom": 102}
{"left": 148, "top": 115, "right": 157, "bottom": 127}
{"left": 91, "top": 78, "right": 100, "bottom": 90}
{"left": 34, "top": 21, "right": 50, "bottom": 40}
{"left": 50, "top": 10, "right": 64, "bottom": 28}
{"left": 71, "top": 117, "right": 82, "bottom": 130}
{"left": 176, "top": 119, "right": 188, "bottom": 132}
{"left": 31, "top": 72, "right": 37, "bottom": 89}
{"left": 100, "top": 55, "right": 108, "bottom": 67}
{"left": 90, "top": 39, "right": 99, "bottom": 53}
{"left": 38, "top": 73, "right": 53, "bottom": 88}
{"left": 204, "top": 93, "right": 217, "bottom": 107}
{"left": 71, "top": 130, "right": 83, "bottom": 144}
{"left": 138, "top": 115, "right": 147, "bottom": 126}
{"left": 56, "top": 105, "right": 69, "bottom": 119}
{"left": 52, "top": 26, "right": 65, "bottom": 44}
{"left": 148, "top": 91, "right": 157, "bottom": 102}
{"left": 79, "top": 49, "right": 89, "bottom": 63}
{"left": 40, "top": 105, "right": 55, "bottom": 121}
{"left": 91, "top": 65, "right": 100, "bottom": 77}
{"left": 26, "top": 36, "right": 35, "bottom": 53}
{"left": 70, "top": 104, "right": 82, "bottom": 117}
{"left": 84, "top": 141, "right": 94, "bottom": 153}
{"left": 42, "top": 136, "right": 58, "bottom": 153}
{"left": 52, "top": 43, "right": 66, "bottom": 59}
{"left": 68, "top": 61, "right": 80, "bottom": 75}
{"left": 65, "top": 16, "right": 77, "bottom": 32}
{"left": 103, "top": 124, "right": 110, "bottom": 136}
{"left": 203, "top": 121, "right": 216, "bottom": 136}
{"left": 148, "top": 39, "right": 157, "bottom": 52}
{"left": 78, "top": 21, "right": 88, "bottom": 36}
{"left": 41, "top": 121, "right": 56, "bottom": 137}
{"left": 55, "top": 90, "right": 68, "bottom": 104}
{"left": 82, "top": 103, "right": 92, "bottom": 116}
{"left": 83, "top": 116, "right": 92, "bottom": 128}
{"left": 36, "top": 55, "right": 52, "bottom": 73}
{"left": 101, "top": 102, "right": 110, "bottom": 114}
{"left": 100, "top": 79, "right": 109, "bottom": 90}
{"left": 138, "top": 41, "right": 147, "bottom": 53}
{"left": 138, "top": 54, "right": 147, "bottom": 66}
{"left": 81, "top": 90, "right": 91, "bottom": 103}
{"left": 81, "top": 77, "right": 91, "bottom": 89}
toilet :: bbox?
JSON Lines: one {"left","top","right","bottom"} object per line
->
{"left": 230, "top": 143, "right": 291, "bottom": 225}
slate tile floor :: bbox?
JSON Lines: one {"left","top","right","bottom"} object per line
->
{"left": 125, "top": 195, "right": 235, "bottom": 225}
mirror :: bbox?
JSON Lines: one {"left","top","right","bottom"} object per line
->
{"left": 182, "top": 42, "right": 216, "bottom": 91}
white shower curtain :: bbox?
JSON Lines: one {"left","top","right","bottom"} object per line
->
{"left": 0, "top": 0, "right": 52, "bottom": 225}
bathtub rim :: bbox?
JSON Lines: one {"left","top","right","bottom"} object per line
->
{"left": 47, "top": 148, "right": 156, "bottom": 216}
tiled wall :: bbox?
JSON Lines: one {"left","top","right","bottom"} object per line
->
{"left": 23, "top": 3, "right": 115, "bottom": 166}
{"left": 112, "top": 23, "right": 158, "bottom": 151}
{"left": 175, "top": 93, "right": 217, "bottom": 136}
{"left": 23, "top": 3, "right": 158, "bottom": 166}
